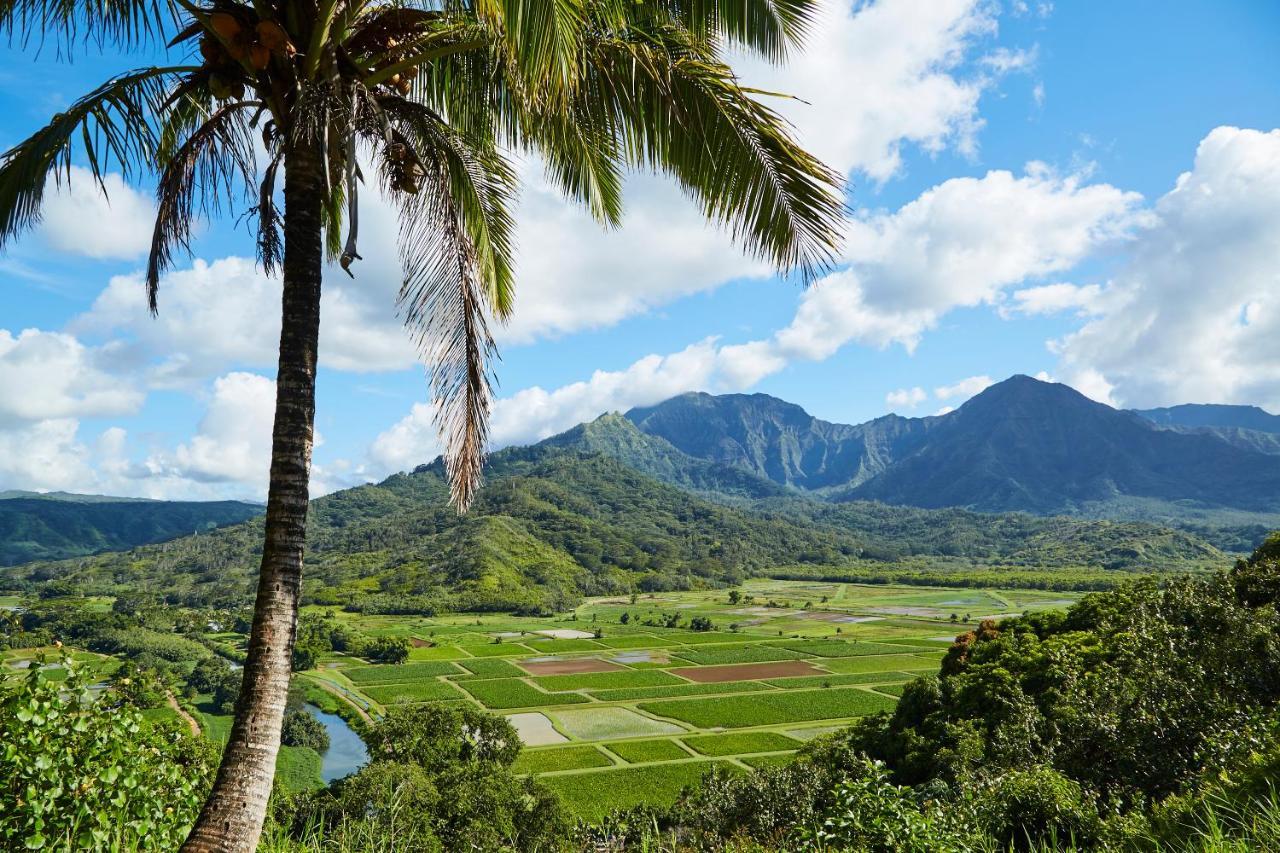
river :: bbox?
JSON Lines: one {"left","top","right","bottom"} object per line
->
{"left": 305, "top": 703, "right": 369, "bottom": 783}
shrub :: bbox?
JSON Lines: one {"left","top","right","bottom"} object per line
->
{"left": 0, "top": 655, "right": 214, "bottom": 850}
{"left": 282, "top": 710, "right": 330, "bottom": 752}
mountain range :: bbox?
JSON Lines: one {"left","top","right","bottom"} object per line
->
{"left": 3, "top": 375, "right": 1275, "bottom": 609}
{"left": 623, "top": 375, "right": 1280, "bottom": 524}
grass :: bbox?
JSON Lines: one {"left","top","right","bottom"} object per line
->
{"left": 597, "top": 635, "right": 678, "bottom": 649}
{"left": 532, "top": 669, "right": 683, "bottom": 692}
{"left": 523, "top": 638, "right": 605, "bottom": 652}
{"left": 458, "top": 643, "right": 534, "bottom": 657}
{"left": 344, "top": 662, "right": 462, "bottom": 684}
{"left": 458, "top": 678, "right": 590, "bottom": 710}
{"left": 761, "top": 672, "right": 916, "bottom": 689}
{"left": 681, "top": 731, "right": 800, "bottom": 756}
{"left": 550, "top": 707, "right": 685, "bottom": 740}
{"left": 742, "top": 753, "right": 795, "bottom": 769}
{"left": 674, "top": 645, "right": 807, "bottom": 666}
{"left": 874, "top": 683, "right": 909, "bottom": 697}
{"left": 820, "top": 654, "right": 941, "bottom": 674}
{"left": 405, "top": 645, "right": 464, "bottom": 661}
{"left": 605, "top": 739, "right": 690, "bottom": 764}
{"left": 512, "top": 745, "right": 613, "bottom": 774}
{"left": 276, "top": 746, "right": 325, "bottom": 792}
{"left": 639, "top": 687, "right": 898, "bottom": 728}
{"left": 587, "top": 680, "right": 776, "bottom": 702}
{"left": 455, "top": 658, "right": 525, "bottom": 679}
{"left": 361, "top": 680, "right": 464, "bottom": 704}
{"left": 777, "top": 639, "right": 937, "bottom": 657}
{"left": 542, "top": 761, "right": 732, "bottom": 822}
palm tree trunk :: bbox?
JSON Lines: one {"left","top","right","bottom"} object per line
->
{"left": 183, "top": 142, "right": 325, "bottom": 853}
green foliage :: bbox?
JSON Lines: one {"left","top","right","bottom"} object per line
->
{"left": 0, "top": 495, "right": 260, "bottom": 566}
{"left": 512, "top": 745, "right": 613, "bottom": 774}
{"left": 281, "top": 711, "right": 330, "bottom": 752}
{"left": 969, "top": 766, "right": 1104, "bottom": 850}
{"left": 682, "top": 732, "right": 800, "bottom": 756}
{"left": 639, "top": 687, "right": 898, "bottom": 728}
{"left": 360, "top": 680, "right": 463, "bottom": 705}
{"left": 543, "top": 761, "right": 731, "bottom": 822}
{"left": 587, "top": 680, "right": 775, "bottom": 701}
{"left": 0, "top": 655, "right": 214, "bottom": 850}
{"left": 606, "top": 739, "right": 690, "bottom": 764}
{"left": 808, "top": 758, "right": 969, "bottom": 853}
{"left": 531, "top": 668, "right": 682, "bottom": 691}
{"left": 674, "top": 644, "right": 806, "bottom": 665}
{"left": 284, "top": 704, "right": 573, "bottom": 851}
{"left": 344, "top": 662, "right": 462, "bottom": 684}
{"left": 459, "top": 677, "right": 591, "bottom": 709}
{"left": 455, "top": 658, "right": 524, "bottom": 679}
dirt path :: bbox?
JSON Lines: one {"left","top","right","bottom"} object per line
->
{"left": 307, "top": 676, "right": 375, "bottom": 726}
{"left": 167, "top": 692, "right": 201, "bottom": 737}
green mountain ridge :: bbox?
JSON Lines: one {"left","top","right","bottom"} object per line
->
{"left": 0, "top": 426, "right": 1224, "bottom": 610}
{"left": 624, "top": 376, "right": 1280, "bottom": 524}
{"left": 0, "top": 495, "right": 264, "bottom": 566}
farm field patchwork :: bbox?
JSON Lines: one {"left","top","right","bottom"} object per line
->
{"left": 639, "top": 686, "right": 900, "bottom": 728}
{"left": 314, "top": 579, "right": 1081, "bottom": 819}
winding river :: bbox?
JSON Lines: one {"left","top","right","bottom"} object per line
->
{"left": 305, "top": 703, "right": 369, "bottom": 783}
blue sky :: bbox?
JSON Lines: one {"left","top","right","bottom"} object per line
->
{"left": 0, "top": 0, "right": 1278, "bottom": 500}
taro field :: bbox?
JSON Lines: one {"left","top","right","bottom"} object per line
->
{"left": 302, "top": 580, "right": 1080, "bottom": 819}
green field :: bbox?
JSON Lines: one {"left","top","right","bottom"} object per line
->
{"left": 640, "top": 687, "right": 899, "bottom": 728}
{"left": 682, "top": 731, "right": 800, "bottom": 756}
{"left": 459, "top": 677, "right": 592, "bottom": 709}
{"left": 605, "top": 739, "right": 691, "bottom": 763}
{"left": 304, "top": 578, "right": 1082, "bottom": 819}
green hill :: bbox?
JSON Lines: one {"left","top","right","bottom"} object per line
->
{"left": 0, "top": 437, "right": 1224, "bottom": 610}
{"left": 0, "top": 494, "right": 262, "bottom": 566}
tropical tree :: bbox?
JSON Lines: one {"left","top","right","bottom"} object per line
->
{"left": 0, "top": 1, "right": 844, "bottom": 849}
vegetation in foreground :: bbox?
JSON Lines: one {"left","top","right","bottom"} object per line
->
{"left": 3, "top": 539, "right": 1280, "bottom": 850}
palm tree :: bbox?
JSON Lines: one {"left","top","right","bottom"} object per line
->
{"left": 0, "top": 1, "right": 843, "bottom": 849}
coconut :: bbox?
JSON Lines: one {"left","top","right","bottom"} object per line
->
{"left": 249, "top": 43, "right": 271, "bottom": 70}
{"left": 396, "top": 78, "right": 412, "bottom": 95}
{"left": 209, "top": 12, "right": 242, "bottom": 40}
{"left": 199, "top": 34, "right": 222, "bottom": 63}
{"left": 255, "top": 20, "right": 288, "bottom": 51}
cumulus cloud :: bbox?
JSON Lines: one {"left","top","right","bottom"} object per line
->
{"left": 38, "top": 168, "right": 156, "bottom": 260}
{"left": 369, "top": 160, "right": 1152, "bottom": 474}
{"left": 1003, "top": 282, "right": 1104, "bottom": 317}
{"left": 886, "top": 386, "right": 928, "bottom": 409}
{"left": 0, "top": 328, "right": 142, "bottom": 426}
{"left": 935, "top": 375, "right": 995, "bottom": 401}
{"left": 1049, "top": 127, "right": 1280, "bottom": 409}
{"left": 739, "top": 0, "right": 1016, "bottom": 182}
{"left": 0, "top": 420, "right": 93, "bottom": 492}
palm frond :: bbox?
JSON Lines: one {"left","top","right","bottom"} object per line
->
{"left": 581, "top": 29, "right": 844, "bottom": 280}
{"left": 0, "top": 65, "right": 189, "bottom": 249}
{"left": 379, "top": 100, "right": 519, "bottom": 510}
{"left": 0, "top": 0, "right": 179, "bottom": 51}
{"left": 645, "top": 0, "right": 819, "bottom": 60}
{"left": 473, "top": 0, "right": 585, "bottom": 93}
{"left": 146, "top": 98, "right": 257, "bottom": 311}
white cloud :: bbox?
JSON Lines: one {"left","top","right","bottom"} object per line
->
{"left": 1049, "top": 127, "right": 1280, "bottom": 409}
{"left": 370, "top": 340, "right": 729, "bottom": 470}
{"left": 39, "top": 167, "right": 155, "bottom": 260}
{"left": 1004, "top": 282, "right": 1103, "bottom": 317}
{"left": 739, "top": 0, "right": 1024, "bottom": 182}
{"left": 934, "top": 374, "right": 994, "bottom": 401}
{"left": 0, "top": 328, "right": 142, "bottom": 426}
{"left": 886, "top": 386, "right": 927, "bottom": 409}
{"left": 0, "top": 419, "right": 93, "bottom": 492}
{"left": 368, "top": 160, "right": 1152, "bottom": 475}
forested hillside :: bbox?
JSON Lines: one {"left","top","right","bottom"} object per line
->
{"left": 0, "top": 494, "right": 262, "bottom": 565}
{"left": 0, "top": 438, "right": 1223, "bottom": 611}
